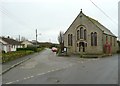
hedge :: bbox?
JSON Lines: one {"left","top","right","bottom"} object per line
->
{"left": 2, "top": 50, "right": 34, "bottom": 63}
{"left": 17, "top": 47, "right": 37, "bottom": 52}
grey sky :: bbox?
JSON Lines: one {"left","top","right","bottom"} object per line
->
{"left": 0, "top": 0, "right": 119, "bottom": 43}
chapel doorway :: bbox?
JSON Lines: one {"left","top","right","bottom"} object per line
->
{"left": 79, "top": 42, "right": 85, "bottom": 52}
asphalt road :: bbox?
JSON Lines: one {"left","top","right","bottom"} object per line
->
{"left": 2, "top": 48, "right": 118, "bottom": 84}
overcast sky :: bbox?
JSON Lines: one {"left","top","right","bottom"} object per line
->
{"left": 0, "top": 0, "right": 119, "bottom": 43}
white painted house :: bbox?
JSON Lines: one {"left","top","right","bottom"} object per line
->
{"left": 20, "top": 40, "right": 33, "bottom": 48}
{"left": 0, "top": 37, "right": 23, "bottom": 53}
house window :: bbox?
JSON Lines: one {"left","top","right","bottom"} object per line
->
{"left": 68, "top": 34, "right": 73, "bottom": 46}
{"left": 91, "top": 32, "right": 97, "bottom": 46}
{"left": 80, "top": 27, "right": 83, "bottom": 39}
{"left": 71, "top": 34, "right": 73, "bottom": 46}
{"left": 106, "top": 35, "right": 108, "bottom": 43}
{"left": 11, "top": 45, "right": 13, "bottom": 48}
{"left": 68, "top": 34, "right": 70, "bottom": 46}
{"left": 14, "top": 45, "right": 15, "bottom": 48}
{"left": 94, "top": 32, "right": 97, "bottom": 46}
{"left": 84, "top": 29, "right": 86, "bottom": 40}
{"left": 77, "top": 30, "right": 79, "bottom": 40}
{"left": 110, "top": 37, "right": 112, "bottom": 46}
{"left": 91, "top": 32, "right": 94, "bottom": 46}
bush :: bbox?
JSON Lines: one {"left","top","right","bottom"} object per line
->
{"left": 17, "top": 47, "right": 37, "bottom": 52}
{"left": 2, "top": 50, "right": 5, "bottom": 53}
{"left": 37, "top": 48, "right": 44, "bottom": 52}
{"left": 2, "top": 50, "right": 34, "bottom": 63}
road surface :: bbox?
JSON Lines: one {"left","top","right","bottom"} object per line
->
{"left": 2, "top": 48, "right": 118, "bottom": 84}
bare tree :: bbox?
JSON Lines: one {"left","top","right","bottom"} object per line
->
{"left": 58, "top": 31, "right": 64, "bottom": 53}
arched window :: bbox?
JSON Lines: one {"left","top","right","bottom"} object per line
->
{"left": 84, "top": 29, "right": 86, "bottom": 40}
{"left": 110, "top": 37, "right": 112, "bottom": 46}
{"left": 106, "top": 35, "right": 108, "bottom": 43}
{"left": 68, "top": 34, "right": 72, "bottom": 46}
{"left": 94, "top": 32, "right": 97, "bottom": 46}
{"left": 77, "top": 30, "right": 79, "bottom": 40}
{"left": 71, "top": 34, "right": 73, "bottom": 46}
{"left": 91, "top": 32, "right": 94, "bottom": 46}
{"left": 91, "top": 32, "right": 97, "bottom": 46}
{"left": 80, "top": 27, "right": 83, "bottom": 39}
{"left": 68, "top": 34, "right": 70, "bottom": 46}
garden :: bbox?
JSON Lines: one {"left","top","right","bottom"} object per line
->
{"left": 2, "top": 47, "right": 44, "bottom": 63}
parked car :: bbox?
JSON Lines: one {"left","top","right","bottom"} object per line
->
{"left": 51, "top": 47, "right": 58, "bottom": 52}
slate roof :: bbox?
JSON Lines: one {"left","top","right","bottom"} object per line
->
{"left": 86, "top": 15, "right": 116, "bottom": 37}
{"left": 1, "top": 37, "right": 21, "bottom": 45}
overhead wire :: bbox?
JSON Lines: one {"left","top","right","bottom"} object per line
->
{"left": 89, "top": 0, "right": 118, "bottom": 26}
{"left": 0, "top": 5, "right": 33, "bottom": 29}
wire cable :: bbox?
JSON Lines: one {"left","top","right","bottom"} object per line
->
{"left": 89, "top": 0, "right": 118, "bottom": 25}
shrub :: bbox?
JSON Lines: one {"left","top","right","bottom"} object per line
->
{"left": 2, "top": 50, "right": 34, "bottom": 63}
{"left": 17, "top": 47, "right": 37, "bottom": 52}
{"left": 2, "top": 50, "right": 5, "bottom": 53}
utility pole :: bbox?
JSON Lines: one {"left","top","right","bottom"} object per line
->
{"left": 19, "top": 35, "right": 20, "bottom": 42}
{"left": 36, "top": 29, "right": 37, "bottom": 48}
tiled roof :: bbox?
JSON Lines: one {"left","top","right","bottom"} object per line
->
{"left": 1, "top": 37, "right": 21, "bottom": 45}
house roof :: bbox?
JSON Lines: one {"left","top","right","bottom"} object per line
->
{"left": 1, "top": 37, "right": 21, "bottom": 45}
{"left": 20, "top": 40, "right": 33, "bottom": 44}
{"left": 64, "top": 10, "right": 116, "bottom": 37}
{"left": 85, "top": 15, "right": 116, "bottom": 37}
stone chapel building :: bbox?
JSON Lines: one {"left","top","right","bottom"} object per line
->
{"left": 63, "top": 10, "right": 118, "bottom": 56}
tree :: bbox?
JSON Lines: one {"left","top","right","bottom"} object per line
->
{"left": 58, "top": 31, "right": 64, "bottom": 53}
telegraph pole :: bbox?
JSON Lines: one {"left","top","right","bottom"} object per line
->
{"left": 36, "top": 29, "right": 37, "bottom": 48}
{"left": 19, "top": 35, "right": 20, "bottom": 42}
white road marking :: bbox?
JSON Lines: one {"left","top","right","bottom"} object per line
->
{"left": 5, "top": 63, "right": 76, "bottom": 84}
{"left": 26, "top": 77, "right": 30, "bottom": 79}
{"left": 6, "top": 82, "right": 13, "bottom": 84}
{"left": 40, "top": 72, "right": 46, "bottom": 75}
{"left": 51, "top": 69, "right": 55, "bottom": 72}
{"left": 16, "top": 80, "right": 19, "bottom": 82}
{"left": 54, "top": 68, "right": 60, "bottom": 71}
{"left": 24, "top": 77, "right": 27, "bottom": 80}
{"left": 37, "top": 73, "right": 43, "bottom": 76}
{"left": 30, "top": 76, "right": 34, "bottom": 78}
{"left": 47, "top": 70, "right": 51, "bottom": 73}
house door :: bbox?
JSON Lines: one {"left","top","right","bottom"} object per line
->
{"left": 79, "top": 42, "right": 85, "bottom": 52}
